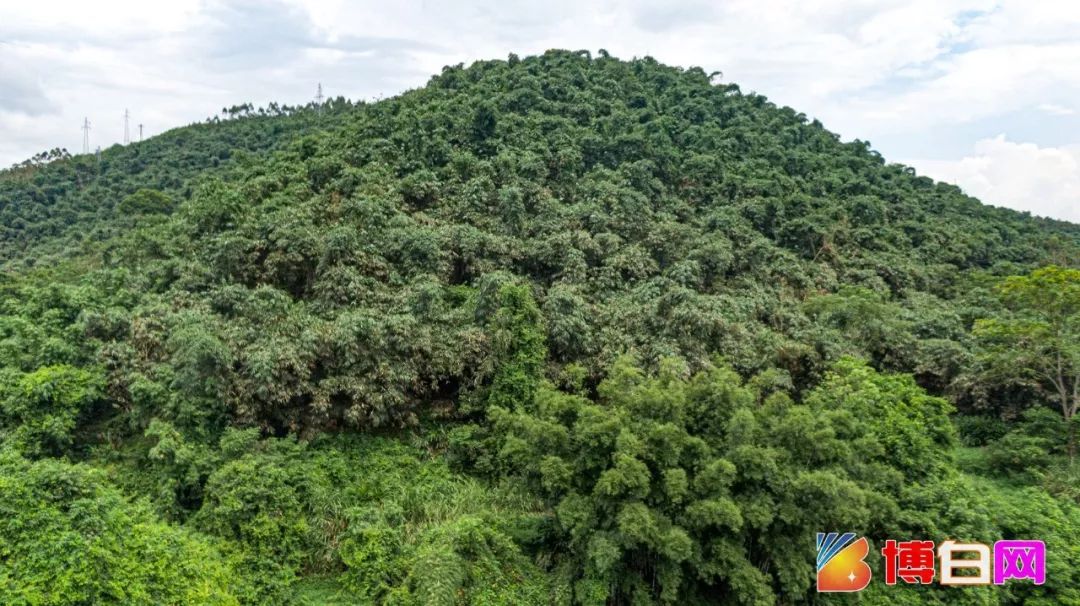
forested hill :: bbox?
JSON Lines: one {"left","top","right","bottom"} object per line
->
{"left": 3, "top": 50, "right": 1077, "bottom": 275}
{"left": 0, "top": 98, "right": 352, "bottom": 269}
{"left": 1, "top": 50, "right": 1079, "bottom": 605}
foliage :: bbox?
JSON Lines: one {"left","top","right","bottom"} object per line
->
{"left": 0, "top": 449, "right": 238, "bottom": 605}
{"left": 955, "top": 415, "right": 1009, "bottom": 447}
{"left": 193, "top": 437, "right": 319, "bottom": 604}
{"left": 1, "top": 50, "right": 1075, "bottom": 437}
{"left": 974, "top": 476, "right": 1080, "bottom": 606}
{"left": 486, "top": 283, "right": 547, "bottom": 411}
{"left": 118, "top": 188, "right": 174, "bottom": 216}
{"left": 0, "top": 364, "right": 104, "bottom": 457}
{"left": 333, "top": 438, "right": 558, "bottom": 606}
{"left": 974, "top": 266, "right": 1080, "bottom": 455}
{"left": 986, "top": 407, "right": 1068, "bottom": 480}
{"left": 460, "top": 347, "right": 988, "bottom": 604}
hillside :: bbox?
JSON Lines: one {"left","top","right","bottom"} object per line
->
{"left": 1, "top": 50, "right": 1079, "bottom": 605}
{"left": 0, "top": 99, "right": 352, "bottom": 269}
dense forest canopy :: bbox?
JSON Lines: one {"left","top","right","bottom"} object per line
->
{"left": 0, "top": 50, "right": 1078, "bottom": 605}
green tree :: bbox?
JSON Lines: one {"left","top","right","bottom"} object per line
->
{"left": 0, "top": 365, "right": 103, "bottom": 457}
{"left": 118, "top": 188, "right": 173, "bottom": 216}
{"left": 975, "top": 266, "right": 1080, "bottom": 457}
{"left": 477, "top": 356, "right": 970, "bottom": 604}
{"left": 487, "top": 282, "right": 546, "bottom": 411}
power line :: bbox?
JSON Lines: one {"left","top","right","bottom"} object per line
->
{"left": 82, "top": 118, "right": 91, "bottom": 154}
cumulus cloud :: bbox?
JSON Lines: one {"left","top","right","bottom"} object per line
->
{"left": 909, "top": 135, "right": 1080, "bottom": 222}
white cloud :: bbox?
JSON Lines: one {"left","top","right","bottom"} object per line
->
{"left": 0, "top": 0, "right": 200, "bottom": 38}
{"left": 908, "top": 135, "right": 1080, "bottom": 222}
{"left": 1039, "top": 103, "right": 1075, "bottom": 116}
{"left": 836, "top": 42, "right": 1080, "bottom": 133}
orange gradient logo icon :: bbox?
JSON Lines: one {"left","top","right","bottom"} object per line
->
{"left": 817, "top": 533, "right": 872, "bottom": 592}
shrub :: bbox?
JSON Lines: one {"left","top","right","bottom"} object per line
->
{"left": 955, "top": 414, "right": 1009, "bottom": 447}
{"left": 0, "top": 450, "right": 238, "bottom": 605}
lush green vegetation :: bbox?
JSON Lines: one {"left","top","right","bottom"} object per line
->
{"left": 1, "top": 50, "right": 1078, "bottom": 604}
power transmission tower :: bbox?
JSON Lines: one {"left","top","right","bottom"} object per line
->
{"left": 138, "top": 124, "right": 144, "bottom": 142}
{"left": 82, "top": 118, "right": 91, "bottom": 154}
{"left": 315, "top": 83, "right": 324, "bottom": 105}
{"left": 123, "top": 109, "right": 130, "bottom": 145}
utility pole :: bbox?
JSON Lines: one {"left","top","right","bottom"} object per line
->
{"left": 138, "top": 123, "right": 144, "bottom": 142}
{"left": 82, "top": 118, "right": 91, "bottom": 154}
{"left": 123, "top": 109, "right": 130, "bottom": 145}
{"left": 315, "top": 83, "right": 324, "bottom": 114}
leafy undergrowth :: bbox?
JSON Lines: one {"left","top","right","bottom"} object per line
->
{"left": 292, "top": 577, "right": 365, "bottom": 606}
{"left": 90, "top": 433, "right": 556, "bottom": 605}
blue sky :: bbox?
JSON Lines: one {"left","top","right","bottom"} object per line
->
{"left": 1, "top": 0, "right": 1077, "bottom": 222}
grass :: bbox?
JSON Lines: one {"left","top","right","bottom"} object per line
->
{"left": 292, "top": 576, "right": 368, "bottom": 606}
{"left": 953, "top": 445, "right": 990, "bottom": 475}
